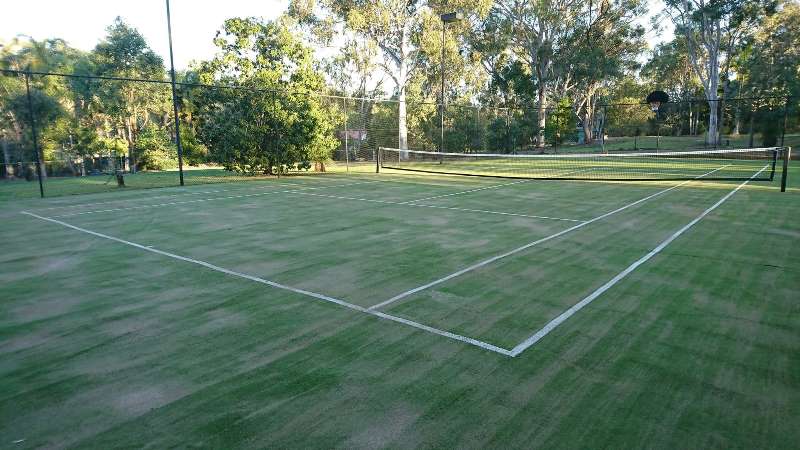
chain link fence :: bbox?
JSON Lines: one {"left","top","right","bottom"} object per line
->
{"left": 1, "top": 69, "right": 796, "bottom": 199}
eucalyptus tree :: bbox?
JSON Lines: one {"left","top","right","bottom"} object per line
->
{"left": 490, "top": 0, "right": 583, "bottom": 147}
{"left": 662, "top": 0, "right": 776, "bottom": 144}
{"left": 289, "top": 0, "right": 491, "bottom": 152}
{"left": 642, "top": 37, "right": 704, "bottom": 135}
{"left": 734, "top": 1, "right": 799, "bottom": 145}
{"left": 91, "top": 18, "right": 168, "bottom": 170}
{"left": 739, "top": 1, "right": 799, "bottom": 99}
{"left": 562, "top": 0, "right": 646, "bottom": 144}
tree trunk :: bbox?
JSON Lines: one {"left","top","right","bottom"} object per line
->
{"left": 2, "top": 138, "right": 13, "bottom": 179}
{"left": 582, "top": 113, "right": 592, "bottom": 144}
{"left": 37, "top": 149, "right": 47, "bottom": 180}
{"left": 398, "top": 89, "right": 408, "bottom": 159}
{"left": 124, "top": 120, "right": 136, "bottom": 172}
{"left": 707, "top": 104, "right": 719, "bottom": 146}
{"left": 536, "top": 86, "right": 546, "bottom": 148}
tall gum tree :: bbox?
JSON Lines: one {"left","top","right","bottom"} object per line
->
{"left": 91, "top": 18, "right": 166, "bottom": 171}
{"left": 563, "top": 0, "right": 646, "bottom": 144}
{"left": 492, "top": 0, "right": 582, "bottom": 147}
{"left": 663, "top": 0, "right": 773, "bottom": 145}
{"left": 290, "top": 0, "right": 491, "bottom": 153}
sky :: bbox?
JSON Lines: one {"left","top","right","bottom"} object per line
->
{"left": 2, "top": 0, "right": 671, "bottom": 70}
{"left": 1, "top": 0, "right": 290, "bottom": 69}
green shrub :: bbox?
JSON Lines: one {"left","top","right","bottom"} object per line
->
{"left": 136, "top": 125, "right": 178, "bottom": 170}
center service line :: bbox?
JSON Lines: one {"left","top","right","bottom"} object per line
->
{"left": 367, "top": 166, "right": 728, "bottom": 311}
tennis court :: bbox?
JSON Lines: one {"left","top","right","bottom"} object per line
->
{"left": 12, "top": 148, "right": 791, "bottom": 356}
{"left": 3, "top": 149, "right": 799, "bottom": 448}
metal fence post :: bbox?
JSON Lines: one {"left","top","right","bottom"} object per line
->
{"left": 780, "top": 96, "right": 789, "bottom": 148}
{"left": 166, "top": 0, "right": 185, "bottom": 186}
{"left": 24, "top": 71, "right": 45, "bottom": 198}
{"left": 343, "top": 97, "right": 350, "bottom": 172}
{"left": 781, "top": 147, "right": 791, "bottom": 192}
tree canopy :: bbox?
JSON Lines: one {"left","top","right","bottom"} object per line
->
{"left": 1, "top": 1, "right": 798, "bottom": 178}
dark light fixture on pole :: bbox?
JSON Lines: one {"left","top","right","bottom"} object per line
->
{"left": 440, "top": 12, "right": 462, "bottom": 155}
{"left": 166, "top": 0, "right": 185, "bottom": 186}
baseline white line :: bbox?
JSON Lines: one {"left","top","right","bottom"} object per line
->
{"left": 367, "top": 165, "right": 729, "bottom": 311}
{"left": 399, "top": 179, "right": 530, "bottom": 204}
{"left": 509, "top": 165, "right": 768, "bottom": 356}
{"left": 35, "top": 178, "right": 343, "bottom": 211}
{"left": 21, "top": 212, "right": 513, "bottom": 357}
{"left": 45, "top": 181, "right": 378, "bottom": 218}
{"left": 36, "top": 183, "right": 296, "bottom": 212}
{"left": 285, "top": 191, "right": 584, "bottom": 223}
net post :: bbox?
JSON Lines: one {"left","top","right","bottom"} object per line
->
{"left": 375, "top": 147, "right": 380, "bottom": 173}
{"left": 770, "top": 148, "right": 777, "bottom": 181}
{"left": 781, "top": 147, "right": 791, "bottom": 192}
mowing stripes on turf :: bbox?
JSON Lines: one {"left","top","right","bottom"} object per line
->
{"left": 20, "top": 211, "right": 514, "bottom": 357}
{"left": 509, "top": 165, "right": 770, "bottom": 356}
{"left": 398, "top": 179, "right": 530, "bottom": 204}
{"left": 34, "top": 178, "right": 354, "bottom": 211}
{"left": 285, "top": 190, "right": 585, "bottom": 222}
{"left": 367, "top": 166, "right": 728, "bottom": 311}
{"left": 46, "top": 180, "right": 380, "bottom": 218}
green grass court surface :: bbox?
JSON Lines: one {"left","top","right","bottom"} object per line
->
{"left": 1, "top": 165, "right": 798, "bottom": 448}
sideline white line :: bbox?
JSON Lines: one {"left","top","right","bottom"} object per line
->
{"left": 21, "top": 212, "right": 513, "bottom": 357}
{"left": 45, "top": 181, "right": 378, "bottom": 218}
{"left": 509, "top": 165, "right": 768, "bottom": 356}
{"left": 367, "top": 165, "right": 728, "bottom": 311}
{"left": 399, "top": 179, "right": 529, "bottom": 204}
{"left": 286, "top": 191, "right": 584, "bottom": 223}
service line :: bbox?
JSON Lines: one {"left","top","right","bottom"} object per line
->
{"left": 367, "top": 166, "right": 729, "bottom": 311}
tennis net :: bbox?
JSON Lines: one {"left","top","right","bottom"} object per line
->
{"left": 378, "top": 147, "right": 784, "bottom": 181}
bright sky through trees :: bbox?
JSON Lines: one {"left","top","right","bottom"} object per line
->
{"left": 1, "top": 0, "right": 289, "bottom": 70}
{"left": 2, "top": 0, "right": 668, "bottom": 71}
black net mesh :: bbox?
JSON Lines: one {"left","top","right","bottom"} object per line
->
{"left": 379, "top": 147, "right": 782, "bottom": 181}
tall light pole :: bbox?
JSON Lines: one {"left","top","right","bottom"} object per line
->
{"left": 440, "top": 12, "right": 462, "bottom": 154}
{"left": 166, "top": 0, "right": 185, "bottom": 186}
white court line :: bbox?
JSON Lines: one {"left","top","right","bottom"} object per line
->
{"left": 553, "top": 167, "right": 597, "bottom": 177}
{"left": 367, "top": 165, "right": 729, "bottom": 311}
{"left": 34, "top": 179, "right": 338, "bottom": 211}
{"left": 509, "top": 165, "right": 768, "bottom": 356}
{"left": 285, "top": 191, "right": 584, "bottom": 223}
{"left": 400, "top": 179, "right": 530, "bottom": 204}
{"left": 21, "top": 211, "right": 513, "bottom": 356}
{"left": 45, "top": 181, "right": 378, "bottom": 218}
